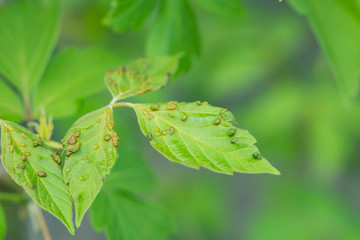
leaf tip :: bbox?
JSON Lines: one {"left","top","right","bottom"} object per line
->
{"left": 67, "top": 223, "right": 75, "bottom": 236}
{"left": 75, "top": 210, "right": 86, "bottom": 229}
{"left": 268, "top": 166, "right": 281, "bottom": 176}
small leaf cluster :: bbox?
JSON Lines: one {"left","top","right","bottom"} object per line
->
{"left": 0, "top": 0, "right": 278, "bottom": 238}
{"left": 0, "top": 53, "right": 279, "bottom": 236}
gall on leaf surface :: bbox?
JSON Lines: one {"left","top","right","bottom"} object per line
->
{"left": 105, "top": 55, "right": 180, "bottom": 101}
{"left": 90, "top": 145, "right": 175, "bottom": 240}
{"left": 62, "top": 107, "right": 118, "bottom": 228}
{"left": 0, "top": 121, "right": 74, "bottom": 234}
{"left": 132, "top": 102, "right": 279, "bottom": 175}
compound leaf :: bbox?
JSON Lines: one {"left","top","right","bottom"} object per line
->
{"left": 0, "top": 81, "right": 23, "bottom": 122}
{"left": 132, "top": 102, "right": 279, "bottom": 175}
{"left": 0, "top": 121, "right": 74, "bottom": 234}
{"left": 0, "top": 0, "right": 60, "bottom": 94}
{"left": 146, "top": 0, "right": 200, "bottom": 71}
{"left": 62, "top": 107, "right": 118, "bottom": 228}
{"left": 0, "top": 204, "right": 5, "bottom": 240}
{"left": 103, "top": 0, "right": 158, "bottom": 32}
{"left": 194, "top": 0, "right": 243, "bottom": 17}
{"left": 105, "top": 55, "right": 179, "bottom": 101}
{"left": 289, "top": 0, "right": 360, "bottom": 98}
{"left": 90, "top": 146, "right": 174, "bottom": 240}
{"left": 34, "top": 47, "right": 121, "bottom": 118}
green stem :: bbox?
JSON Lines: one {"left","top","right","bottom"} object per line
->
{"left": 0, "top": 193, "right": 27, "bottom": 203}
{"left": 23, "top": 90, "right": 34, "bottom": 123}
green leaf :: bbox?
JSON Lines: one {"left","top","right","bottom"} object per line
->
{"left": 0, "top": 121, "right": 74, "bottom": 234}
{"left": 103, "top": 0, "right": 158, "bottom": 32}
{"left": 0, "top": 81, "right": 23, "bottom": 121}
{"left": 131, "top": 101, "right": 279, "bottom": 175}
{"left": 105, "top": 55, "right": 180, "bottom": 101}
{"left": 0, "top": 204, "right": 6, "bottom": 240}
{"left": 34, "top": 47, "right": 122, "bottom": 118}
{"left": 62, "top": 107, "right": 118, "bottom": 228}
{"left": 91, "top": 192, "right": 175, "bottom": 240}
{"left": 102, "top": 142, "right": 156, "bottom": 193}
{"left": 0, "top": 0, "right": 60, "bottom": 94}
{"left": 90, "top": 146, "right": 174, "bottom": 240}
{"left": 194, "top": 0, "right": 243, "bottom": 17}
{"left": 289, "top": 0, "right": 360, "bottom": 98}
{"left": 146, "top": 0, "right": 200, "bottom": 71}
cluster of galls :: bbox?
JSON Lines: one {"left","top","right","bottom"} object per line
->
{"left": 3, "top": 126, "right": 48, "bottom": 191}
{"left": 107, "top": 65, "right": 154, "bottom": 96}
{"left": 148, "top": 126, "right": 175, "bottom": 141}
{"left": 66, "top": 131, "right": 81, "bottom": 157}
{"left": 146, "top": 101, "right": 263, "bottom": 161}
{"left": 51, "top": 152, "right": 61, "bottom": 165}
{"left": 103, "top": 132, "right": 119, "bottom": 148}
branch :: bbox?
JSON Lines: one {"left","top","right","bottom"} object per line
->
{"left": 36, "top": 206, "right": 52, "bottom": 240}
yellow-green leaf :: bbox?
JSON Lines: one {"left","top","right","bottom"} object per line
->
{"left": 62, "top": 107, "right": 118, "bottom": 228}
{"left": 132, "top": 102, "right": 279, "bottom": 175}
{"left": 0, "top": 120, "right": 74, "bottom": 234}
{"left": 105, "top": 55, "right": 180, "bottom": 101}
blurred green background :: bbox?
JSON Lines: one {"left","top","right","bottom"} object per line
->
{"left": 1, "top": 0, "right": 360, "bottom": 239}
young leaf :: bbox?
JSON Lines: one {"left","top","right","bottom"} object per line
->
{"left": 0, "top": 0, "right": 60, "bottom": 93}
{"left": 146, "top": 0, "right": 200, "bottom": 71}
{"left": 0, "top": 204, "right": 6, "bottom": 240}
{"left": 0, "top": 121, "right": 74, "bottom": 234}
{"left": 194, "top": 0, "right": 243, "bottom": 18}
{"left": 34, "top": 47, "right": 122, "bottom": 118}
{"left": 62, "top": 107, "right": 118, "bottom": 228}
{"left": 289, "top": 0, "right": 360, "bottom": 99}
{"left": 131, "top": 102, "right": 279, "bottom": 175}
{"left": 90, "top": 146, "right": 174, "bottom": 240}
{"left": 105, "top": 55, "right": 179, "bottom": 101}
{"left": 0, "top": 81, "right": 23, "bottom": 122}
{"left": 103, "top": 0, "right": 158, "bottom": 32}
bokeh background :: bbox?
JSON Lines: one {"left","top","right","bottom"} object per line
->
{"left": 1, "top": 0, "right": 360, "bottom": 239}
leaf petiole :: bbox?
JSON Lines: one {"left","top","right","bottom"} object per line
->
{"left": 112, "top": 102, "right": 134, "bottom": 108}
